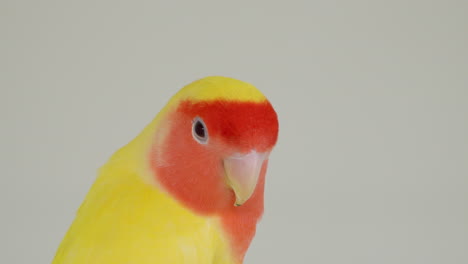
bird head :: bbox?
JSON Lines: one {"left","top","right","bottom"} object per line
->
{"left": 148, "top": 76, "right": 278, "bottom": 214}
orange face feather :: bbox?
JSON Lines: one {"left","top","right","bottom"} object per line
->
{"left": 150, "top": 99, "right": 278, "bottom": 260}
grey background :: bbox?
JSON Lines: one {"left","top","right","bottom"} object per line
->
{"left": 2, "top": 1, "right": 467, "bottom": 263}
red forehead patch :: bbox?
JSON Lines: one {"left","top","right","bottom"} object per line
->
{"left": 177, "top": 100, "right": 279, "bottom": 152}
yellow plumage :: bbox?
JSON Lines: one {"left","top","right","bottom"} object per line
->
{"left": 52, "top": 77, "right": 268, "bottom": 264}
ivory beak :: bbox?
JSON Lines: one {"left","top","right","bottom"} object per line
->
{"left": 224, "top": 151, "right": 268, "bottom": 206}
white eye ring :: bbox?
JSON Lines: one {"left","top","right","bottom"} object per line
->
{"left": 192, "top": 117, "right": 209, "bottom": 144}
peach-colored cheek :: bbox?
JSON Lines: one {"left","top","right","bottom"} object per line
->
{"left": 149, "top": 117, "right": 235, "bottom": 214}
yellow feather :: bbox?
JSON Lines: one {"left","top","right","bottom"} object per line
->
{"left": 52, "top": 76, "right": 265, "bottom": 264}
{"left": 172, "top": 76, "right": 266, "bottom": 103}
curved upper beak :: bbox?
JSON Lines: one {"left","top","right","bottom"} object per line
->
{"left": 224, "top": 150, "right": 269, "bottom": 206}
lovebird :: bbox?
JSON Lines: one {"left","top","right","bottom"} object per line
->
{"left": 52, "top": 76, "right": 279, "bottom": 264}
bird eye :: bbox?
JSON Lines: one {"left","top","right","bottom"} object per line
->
{"left": 192, "top": 117, "right": 208, "bottom": 144}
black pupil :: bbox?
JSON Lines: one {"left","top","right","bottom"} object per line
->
{"left": 194, "top": 121, "right": 205, "bottom": 138}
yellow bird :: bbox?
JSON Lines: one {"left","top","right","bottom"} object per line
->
{"left": 52, "top": 76, "right": 279, "bottom": 264}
